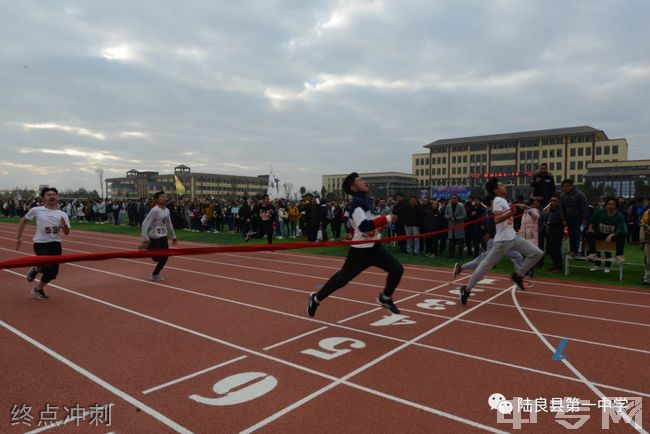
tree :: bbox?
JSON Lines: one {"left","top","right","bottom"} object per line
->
{"left": 299, "top": 186, "right": 306, "bottom": 196}
{"left": 581, "top": 177, "right": 600, "bottom": 203}
{"left": 604, "top": 186, "right": 616, "bottom": 198}
{"left": 320, "top": 186, "right": 327, "bottom": 198}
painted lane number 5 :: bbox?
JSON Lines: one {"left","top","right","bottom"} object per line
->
{"left": 301, "top": 337, "right": 366, "bottom": 360}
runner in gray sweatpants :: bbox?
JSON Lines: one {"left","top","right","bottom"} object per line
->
{"left": 458, "top": 178, "right": 544, "bottom": 305}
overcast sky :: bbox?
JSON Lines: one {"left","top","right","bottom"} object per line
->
{"left": 1, "top": 0, "right": 649, "bottom": 193}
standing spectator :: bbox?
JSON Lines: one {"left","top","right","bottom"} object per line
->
{"left": 545, "top": 194, "right": 564, "bottom": 272}
{"left": 465, "top": 197, "right": 485, "bottom": 257}
{"left": 288, "top": 201, "right": 300, "bottom": 238}
{"left": 586, "top": 197, "right": 627, "bottom": 272}
{"left": 392, "top": 193, "right": 407, "bottom": 253}
{"left": 304, "top": 194, "right": 322, "bottom": 242}
{"left": 277, "top": 201, "right": 288, "bottom": 239}
{"left": 640, "top": 207, "right": 650, "bottom": 285}
{"left": 444, "top": 194, "right": 466, "bottom": 258}
{"left": 331, "top": 201, "right": 344, "bottom": 240}
{"left": 112, "top": 200, "right": 122, "bottom": 225}
{"left": 530, "top": 163, "right": 556, "bottom": 207}
{"left": 238, "top": 198, "right": 252, "bottom": 236}
{"left": 559, "top": 178, "right": 589, "bottom": 258}
{"left": 403, "top": 195, "right": 422, "bottom": 255}
{"left": 520, "top": 198, "right": 541, "bottom": 276}
{"left": 421, "top": 197, "right": 436, "bottom": 257}
{"left": 635, "top": 198, "right": 650, "bottom": 244}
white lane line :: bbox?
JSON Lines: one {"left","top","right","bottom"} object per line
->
{"left": 239, "top": 288, "right": 512, "bottom": 433}
{"left": 0, "top": 270, "right": 508, "bottom": 434}
{"left": 511, "top": 289, "right": 648, "bottom": 434}
{"left": 2, "top": 241, "right": 649, "bottom": 357}
{"left": 4, "top": 228, "right": 648, "bottom": 307}
{"left": 142, "top": 355, "right": 248, "bottom": 395}
{"left": 263, "top": 327, "right": 328, "bottom": 351}
{"left": 4, "top": 267, "right": 648, "bottom": 400}
{"left": 0, "top": 320, "right": 191, "bottom": 434}
{"left": 3, "top": 223, "right": 650, "bottom": 296}
{"left": 336, "top": 280, "right": 464, "bottom": 325}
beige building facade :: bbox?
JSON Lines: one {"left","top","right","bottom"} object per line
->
{"left": 413, "top": 126, "right": 628, "bottom": 194}
{"left": 106, "top": 165, "right": 269, "bottom": 200}
{"left": 322, "top": 172, "right": 419, "bottom": 198}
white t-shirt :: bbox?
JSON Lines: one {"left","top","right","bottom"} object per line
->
{"left": 24, "top": 206, "right": 70, "bottom": 243}
{"left": 492, "top": 196, "right": 516, "bottom": 242}
{"left": 141, "top": 206, "right": 176, "bottom": 240}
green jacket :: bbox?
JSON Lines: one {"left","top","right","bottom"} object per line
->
{"left": 589, "top": 209, "right": 626, "bottom": 236}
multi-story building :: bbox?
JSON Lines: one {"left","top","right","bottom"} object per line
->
{"left": 105, "top": 165, "right": 269, "bottom": 200}
{"left": 586, "top": 159, "right": 650, "bottom": 198}
{"left": 322, "top": 172, "right": 419, "bottom": 198}
{"left": 413, "top": 126, "right": 628, "bottom": 196}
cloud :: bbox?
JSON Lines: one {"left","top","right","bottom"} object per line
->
{"left": 23, "top": 123, "right": 106, "bottom": 140}
{"left": 0, "top": 0, "right": 648, "bottom": 193}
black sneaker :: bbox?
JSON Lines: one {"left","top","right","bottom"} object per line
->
{"left": 377, "top": 294, "right": 400, "bottom": 314}
{"left": 452, "top": 262, "right": 462, "bottom": 279}
{"left": 459, "top": 285, "right": 470, "bottom": 305}
{"left": 511, "top": 273, "right": 525, "bottom": 291}
{"left": 307, "top": 292, "right": 319, "bottom": 317}
{"left": 26, "top": 266, "right": 39, "bottom": 282}
{"left": 31, "top": 287, "right": 49, "bottom": 300}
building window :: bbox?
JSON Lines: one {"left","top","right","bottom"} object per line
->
{"left": 557, "top": 162, "right": 562, "bottom": 170}
{"left": 596, "top": 147, "right": 602, "bottom": 155}
{"left": 570, "top": 148, "right": 576, "bottom": 157}
{"left": 578, "top": 148, "right": 583, "bottom": 157}
{"left": 570, "top": 161, "right": 576, "bottom": 170}
{"left": 452, "top": 156, "right": 456, "bottom": 164}
{"left": 578, "top": 175, "right": 584, "bottom": 183}
{"left": 557, "top": 149, "right": 562, "bottom": 158}
{"left": 585, "top": 147, "right": 591, "bottom": 156}
{"left": 604, "top": 146, "right": 610, "bottom": 155}
{"left": 550, "top": 162, "right": 555, "bottom": 171}
{"left": 542, "top": 150, "right": 548, "bottom": 159}
{"left": 578, "top": 161, "right": 583, "bottom": 170}
{"left": 613, "top": 145, "right": 619, "bottom": 154}
{"left": 556, "top": 175, "right": 561, "bottom": 183}
{"left": 549, "top": 149, "right": 555, "bottom": 158}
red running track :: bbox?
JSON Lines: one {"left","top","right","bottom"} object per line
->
{"left": 0, "top": 221, "right": 648, "bottom": 433}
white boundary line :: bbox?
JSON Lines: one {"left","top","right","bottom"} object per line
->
{"left": 4, "top": 226, "right": 649, "bottom": 304}
{"left": 0, "top": 270, "right": 509, "bottom": 433}
{"left": 4, "top": 269, "right": 648, "bottom": 400}
{"left": 0, "top": 319, "right": 191, "bottom": 434}
{"left": 142, "top": 355, "right": 248, "bottom": 395}
{"left": 239, "top": 288, "right": 513, "bottom": 433}
{"left": 2, "top": 242, "right": 650, "bottom": 358}
{"left": 4, "top": 236, "right": 648, "bottom": 330}
{"left": 511, "top": 288, "right": 648, "bottom": 434}
{"left": 263, "top": 327, "right": 328, "bottom": 351}
{"left": 2, "top": 223, "right": 649, "bottom": 296}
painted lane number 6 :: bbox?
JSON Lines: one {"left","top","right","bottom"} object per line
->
{"left": 189, "top": 372, "right": 278, "bottom": 406}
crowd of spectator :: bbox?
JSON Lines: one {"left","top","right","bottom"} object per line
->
{"left": 3, "top": 163, "right": 650, "bottom": 283}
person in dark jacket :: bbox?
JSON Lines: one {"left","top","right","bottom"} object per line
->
{"left": 404, "top": 195, "right": 423, "bottom": 255}
{"left": 392, "top": 193, "right": 407, "bottom": 253}
{"left": 465, "top": 197, "right": 485, "bottom": 257}
{"left": 304, "top": 194, "right": 322, "bottom": 242}
{"left": 531, "top": 163, "right": 556, "bottom": 207}
{"left": 545, "top": 194, "right": 564, "bottom": 272}
{"left": 559, "top": 178, "right": 589, "bottom": 257}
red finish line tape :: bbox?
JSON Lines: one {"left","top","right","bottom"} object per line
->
{"left": 0, "top": 214, "right": 506, "bottom": 270}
